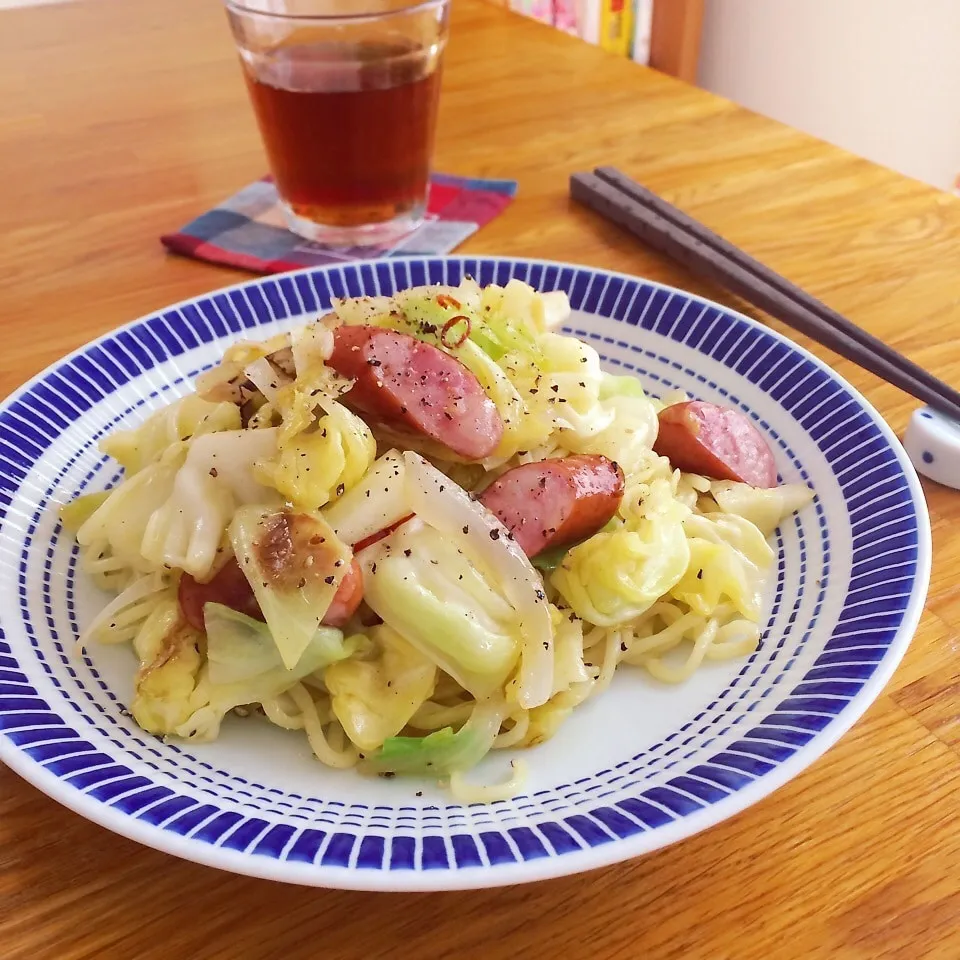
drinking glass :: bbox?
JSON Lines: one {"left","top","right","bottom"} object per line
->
{"left": 224, "top": 0, "right": 450, "bottom": 246}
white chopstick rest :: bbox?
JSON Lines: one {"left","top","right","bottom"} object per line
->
{"left": 903, "top": 406, "right": 960, "bottom": 490}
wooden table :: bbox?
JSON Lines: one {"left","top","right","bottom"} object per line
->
{"left": 2, "top": 2, "right": 959, "bottom": 958}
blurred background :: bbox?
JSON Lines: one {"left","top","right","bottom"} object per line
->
{"left": 502, "top": 0, "right": 960, "bottom": 194}
{"left": 6, "top": 0, "right": 958, "bottom": 193}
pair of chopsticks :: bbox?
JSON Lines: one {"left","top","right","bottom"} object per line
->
{"left": 571, "top": 167, "right": 960, "bottom": 424}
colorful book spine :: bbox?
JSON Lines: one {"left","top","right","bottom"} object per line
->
{"left": 506, "top": 0, "right": 652, "bottom": 63}
{"left": 598, "top": 0, "right": 634, "bottom": 58}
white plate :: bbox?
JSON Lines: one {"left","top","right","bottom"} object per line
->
{"left": 0, "top": 256, "right": 931, "bottom": 890}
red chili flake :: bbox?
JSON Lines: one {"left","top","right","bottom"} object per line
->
{"left": 436, "top": 294, "right": 461, "bottom": 310}
{"left": 440, "top": 315, "right": 471, "bottom": 350}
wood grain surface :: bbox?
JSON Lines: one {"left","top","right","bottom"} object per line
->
{"left": 2, "top": 2, "right": 959, "bottom": 958}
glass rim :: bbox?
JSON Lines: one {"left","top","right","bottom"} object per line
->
{"left": 223, "top": 0, "right": 448, "bottom": 22}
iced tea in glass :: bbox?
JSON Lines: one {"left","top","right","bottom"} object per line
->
{"left": 225, "top": 1, "right": 449, "bottom": 245}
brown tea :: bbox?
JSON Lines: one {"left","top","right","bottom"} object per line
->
{"left": 242, "top": 41, "right": 442, "bottom": 229}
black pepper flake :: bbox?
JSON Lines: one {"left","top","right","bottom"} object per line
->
{"left": 336, "top": 483, "right": 345, "bottom": 497}
{"left": 578, "top": 381, "right": 586, "bottom": 388}
{"left": 558, "top": 398, "right": 568, "bottom": 403}
{"left": 538, "top": 477, "right": 547, "bottom": 489}
{"left": 387, "top": 680, "right": 393, "bottom": 688}
{"left": 542, "top": 641, "right": 549, "bottom": 650}
{"left": 367, "top": 358, "right": 382, "bottom": 367}
{"left": 371, "top": 563, "right": 378, "bottom": 574}
{"left": 400, "top": 405, "right": 408, "bottom": 414}
{"left": 529, "top": 389, "right": 539, "bottom": 395}
{"left": 535, "top": 589, "right": 545, "bottom": 600}
{"left": 334, "top": 559, "right": 343, "bottom": 567}
{"left": 404, "top": 549, "right": 412, "bottom": 557}
{"left": 462, "top": 525, "right": 469, "bottom": 534}
{"left": 310, "top": 535, "right": 324, "bottom": 544}
{"left": 365, "top": 490, "right": 371, "bottom": 497}
{"left": 298, "top": 577, "right": 306, "bottom": 588}
{"left": 324, "top": 575, "right": 335, "bottom": 584}
{"left": 208, "top": 467, "right": 218, "bottom": 478}
{"left": 458, "top": 574, "right": 463, "bottom": 580}
{"left": 696, "top": 569, "right": 703, "bottom": 580}
{"left": 415, "top": 791, "right": 423, "bottom": 797}
{"left": 489, "top": 529, "right": 501, "bottom": 540}
{"left": 381, "top": 772, "right": 396, "bottom": 779}
{"left": 550, "top": 384, "right": 559, "bottom": 393}
{"left": 443, "top": 411, "right": 453, "bottom": 420}
{"left": 580, "top": 357, "right": 588, "bottom": 363}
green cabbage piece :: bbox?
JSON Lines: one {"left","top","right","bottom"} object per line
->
{"left": 709, "top": 481, "right": 814, "bottom": 536}
{"left": 76, "top": 449, "right": 186, "bottom": 573}
{"left": 599, "top": 372, "right": 649, "bottom": 400}
{"left": 361, "top": 698, "right": 506, "bottom": 777}
{"left": 229, "top": 505, "right": 353, "bottom": 670}
{"left": 101, "top": 394, "right": 241, "bottom": 474}
{"left": 139, "top": 428, "right": 279, "bottom": 580}
{"left": 174, "top": 604, "right": 353, "bottom": 741}
{"left": 551, "top": 479, "right": 691, "bottom": 627}
{"left": 325, "top": 624, "right": 437, "bottom": 752}
{"left": 358, "top": 522, "right": 520, "bottom": 699}
{"left": 59, "top": 491, "right": 110, "bottom": 533}
{"left": 259, "top": 403, "right": 376, "bottom": 512}
{"left": 670, "top": 513, "right": 775, "bottom": 621}
{"left": 130, "top": 598, "right": 203, "bottom": 735}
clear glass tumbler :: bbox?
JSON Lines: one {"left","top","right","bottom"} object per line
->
{"left": 224, "top": 0, "right": 450, "bottom": 246}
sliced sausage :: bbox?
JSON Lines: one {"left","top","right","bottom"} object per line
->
{"left": 653, "top": 400, "right": 777, "bottom": 489}
{"left": 179, "top": 557, "right": 363, "bottom": 632}
{"left": 319, "top": 558, "right": 364, "bottom": 627}
{"left": 178, "top": 557, "right": 263, "bottom": 632}
{"left": 327, "top": 325, "right": 503, "bottom": 460}
{"left": 478, "top": 454, "right": 624, "bottom": 557}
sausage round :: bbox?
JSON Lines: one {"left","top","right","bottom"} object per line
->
{"left": 179, "top": 557, "right": 364, "bottom": 632}
{"left": 327, "top": 325, "right": 503, "bottom": 460}
{"left": 478, "top": 454, "right": 625, "bottom": 557}
{"left": 653, "top": 400, "right": 777, "bottom": 488}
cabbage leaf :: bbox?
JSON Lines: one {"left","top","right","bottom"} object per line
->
{"left": 325, "top": 624, "right": 437, "bottom": 752}
{"left": 229, "top": 505, "right": 353, "bottom": 670}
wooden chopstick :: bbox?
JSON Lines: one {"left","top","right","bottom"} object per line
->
{"left": 570, "top": 168, "right": 960, "bottom": 423}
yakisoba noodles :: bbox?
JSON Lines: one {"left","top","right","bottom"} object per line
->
{"left": 62, "top": 278, "right": 813, "bottom": 800}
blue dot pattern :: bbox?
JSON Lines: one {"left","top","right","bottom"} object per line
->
{"left": 0, "top": 257, "right": 923, "bottom": 882}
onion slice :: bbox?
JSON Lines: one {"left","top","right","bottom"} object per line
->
{"left": 323, "top": 450, "right": 409, "bottom": 546}
{"left": 244, "top": 356, "right": 290, "bottom": 403}
{"left": 77, "top": 571, "right": 168, "bottom": 652}
{"left": 402, "top": 451, "right": 554, "bottom": 709}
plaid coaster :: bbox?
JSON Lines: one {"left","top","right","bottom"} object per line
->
{"left": 161, "top": 173, "right": 517, "bottom": 274}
